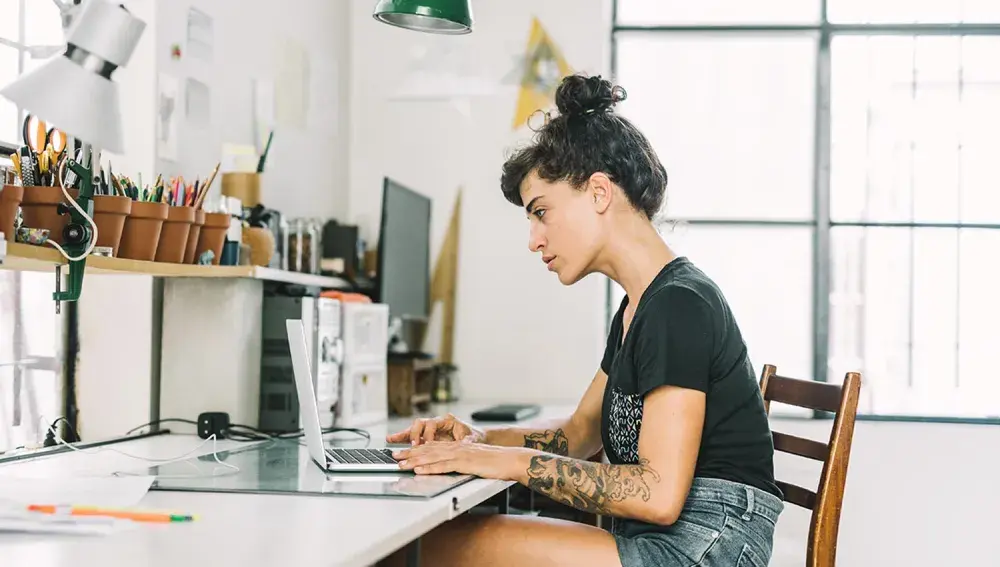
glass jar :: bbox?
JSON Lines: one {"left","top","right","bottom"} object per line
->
{"left": 308, "top": 218, "right": 323, "bottom": 274}
{"left": 287, "top": 218, "right": 306, "bottom": 273}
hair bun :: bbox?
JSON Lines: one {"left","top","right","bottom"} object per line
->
{"left": 555, "top": 74, "right": 626, "bottom": 118}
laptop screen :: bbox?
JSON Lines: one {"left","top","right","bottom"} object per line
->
{"left": 285, "top": 319, "right": 328, "bottom": 468}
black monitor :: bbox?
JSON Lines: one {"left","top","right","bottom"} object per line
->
{"left": 376, "top": 177, "right": 431, "bottom": 323}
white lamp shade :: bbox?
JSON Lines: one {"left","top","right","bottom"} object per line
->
{"left": 0, "top": 55, "right": 123, "bottom": 153}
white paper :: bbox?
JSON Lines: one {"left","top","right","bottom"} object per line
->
{"left": 157, "top": 73, "right": 180, "bottom": 162}
{"left": 0, "top": 511, "right": 127, "bottom": 536}
{"left": 0, "top": 476, "right": 152, "bottom": 536}
{"left": 0, "top": 475, "right": 154, "bottom": 508}
{"left": 185, "top": 77, "right": 211, "bottom": 124}
{"left": 187, "top": 7, "right": 214, "bottom": 62}
{"left": 275, "top": 39, "right": 310, "bottom": 129}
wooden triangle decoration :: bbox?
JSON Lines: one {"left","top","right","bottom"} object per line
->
{"left": 430, "top": 189, "right": 462, "bottom": 364}
{"left": 512, "top": 17, "right": 573, "bottom": 130}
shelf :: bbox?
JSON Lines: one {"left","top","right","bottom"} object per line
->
{"left": 0, "top": 242, "right": 352, "bottom": 289}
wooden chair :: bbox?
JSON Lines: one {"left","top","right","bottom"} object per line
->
{"left": 759, "top": 364, "right": 862, "bottom": 567}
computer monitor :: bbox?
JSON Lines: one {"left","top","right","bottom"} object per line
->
{"left": 376, "top": 177, "right": 431, "bottom": 323}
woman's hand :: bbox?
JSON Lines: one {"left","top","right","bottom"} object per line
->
{"left": 393, "top": 441, "right": 530, "bottom": 481}
{"left": 386, "top": 413, "right": 486, "bottom": 446}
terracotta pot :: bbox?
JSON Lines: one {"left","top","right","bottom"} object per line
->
{"left": 118, "top": 201, "right": 168, "bottom": 261}
{"left": 19, "top": 186, "right": 79, "bottom": 244}
{"left": 0, "top": 185, "right": 24, "bottom": 242}
{"left": 92, "top": 195, "right": 132, "bottom": 257}
{"left": 183, "top": 209, "right": 206, "bottom": 264}
{"left": 154, "top": 206, "right": 195, "bottom": 263}
{"left": 194, "top": 212, "right": 230, "bottom": 265}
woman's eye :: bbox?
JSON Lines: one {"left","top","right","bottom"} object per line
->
{"left": 534, "top": 209, "right": 546, "bottom": 219}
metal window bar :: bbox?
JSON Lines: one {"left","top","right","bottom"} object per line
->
{"left": 609, "top": 2, "right": 1000, "bottom": 422}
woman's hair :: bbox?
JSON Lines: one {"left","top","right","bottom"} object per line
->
{"left": 500, "top": 74, "right": 668, "bottom": 220}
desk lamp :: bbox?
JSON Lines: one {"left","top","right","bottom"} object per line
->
{"left": 373, "top": 0, "right": 473, "bottom": 34}
{"left": 0, "top": 0, "right": 145, "bottom": 313}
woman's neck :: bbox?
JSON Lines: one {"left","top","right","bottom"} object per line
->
{"left": 599, "top": 219, "right": 677, "bottom": 308}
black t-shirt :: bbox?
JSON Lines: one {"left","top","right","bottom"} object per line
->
{"left": 600, "top": 257, "right": 781, "bottom": 501}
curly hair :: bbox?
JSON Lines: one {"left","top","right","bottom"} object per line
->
{"left": 500, "top": 74, "right": 668, "bottom": 220}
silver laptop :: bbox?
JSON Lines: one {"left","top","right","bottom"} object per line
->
{"left": 287, "top": 319, "right": 402, "bottom": 472}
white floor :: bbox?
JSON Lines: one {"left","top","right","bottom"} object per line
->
{"left": 768, "top": 416, "right": 1000, "bottom": 567}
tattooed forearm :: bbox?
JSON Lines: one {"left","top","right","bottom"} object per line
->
{"left": 525, "top": 455, "right": 660, "bottom": 515}
{"left": 522, "top": 428, "right": 570, "bottom": 456}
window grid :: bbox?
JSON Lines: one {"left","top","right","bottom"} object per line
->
{"left": 0, "top": 0, "right": 57, "bottom": 152}
{"left": 610, "top": 1, "right": 1000, "bottom": 421}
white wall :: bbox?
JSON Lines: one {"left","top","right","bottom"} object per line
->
{"left": 770, "top": 417, "right": 1000, "bottom": 567}
{"left": 347, "top": 1, "right": 612, "bottom": 403}
{"left": 152, "top": 0, "right": 349, "bottom": 219}
{"left": 102, "top": 0, "right": 157, "bottom": 180}
{"left": 75, "top": 0, "right": 351, "bottom": 440}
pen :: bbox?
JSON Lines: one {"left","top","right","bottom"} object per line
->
{"left": 28, "top": 504, "right": 196, "bottom": 523}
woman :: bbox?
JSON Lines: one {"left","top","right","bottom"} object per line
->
{"left": 382, "top": 74, "right": 783, "bottom": 567}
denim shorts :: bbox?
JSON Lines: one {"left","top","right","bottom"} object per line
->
{"left": 612, "top": 477, "right": 784, "bottom": 567}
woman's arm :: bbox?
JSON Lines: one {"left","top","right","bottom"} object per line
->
{"left": 513, "top": 384, "right": 705, "bottom": 526}
{"left": 481, "top": 369, "right": 608, "bottom": 459}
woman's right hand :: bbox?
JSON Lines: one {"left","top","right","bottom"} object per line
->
{"left": 386, "top": 413, "right": 486, "bottom": 446}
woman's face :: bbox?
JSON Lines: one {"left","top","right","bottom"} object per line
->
{"left": 520, "top": 171, "right": 607, "bottom": 286}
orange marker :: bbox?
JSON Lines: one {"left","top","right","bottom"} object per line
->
{"left": 28, "top": 505, "right": 196, "bottom": 523}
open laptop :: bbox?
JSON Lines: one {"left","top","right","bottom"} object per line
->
{"left": 287, "top": 319, "right": 402, "bottom": 472}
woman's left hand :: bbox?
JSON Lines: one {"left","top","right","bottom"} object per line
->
{"left": 392, "top": 441, "right": 529, "bottom": 481}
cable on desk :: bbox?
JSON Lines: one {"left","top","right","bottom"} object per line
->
{"left": 122, "top": 418, "right": 372, "bottom": 445}
{"left": 225, "top": 423, "right": 371, "bottom": 444}
{"left": 223, "top": 423, "right": 274, "bottom": 442}
{"left": 125, "top": 418, "right": 199, "bottom": 436}
{"left": 39, "top": 415, "right": 242, "bottom": 480}
{"left": 46, "top": 416, "right": 80, "bottom": 446}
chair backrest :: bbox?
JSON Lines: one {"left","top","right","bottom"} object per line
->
{"left": 759, "top": 364, "right": 861, "bottom": 567}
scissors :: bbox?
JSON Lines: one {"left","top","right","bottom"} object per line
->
{"left": 22, "top": 113, "right": 68, "bottom": 185}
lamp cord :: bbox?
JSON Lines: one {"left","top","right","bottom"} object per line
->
{"left": 46, "top": 155, "right": 99, "bottom": 262}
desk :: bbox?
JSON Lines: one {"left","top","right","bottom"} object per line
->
{"left": 0, "top": 403, "right": 574, "bottom": 567}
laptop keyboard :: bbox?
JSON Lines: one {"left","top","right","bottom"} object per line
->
{"left": 328, "top": 448, "right": 398, "bottom": 465}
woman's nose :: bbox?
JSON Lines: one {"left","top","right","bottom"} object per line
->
{"left": 528, "top": 225, "right": 545, "bottom": 252}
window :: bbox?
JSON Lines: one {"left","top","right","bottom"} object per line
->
{"left": 617, "top": 0, "right": 821, "bottom": 26}
{"left": 0, "top": 1, "right": 66, "bottom": 453}
{"left": 0, "top": 0, "right": 66, "bottom": 147}
{"left": 0, "top": 272, "right": 63, "bottom": 454}
{"left": 616, "top": 34, "right": 817, "bottom": 221}
{"left": 613, "top": 1, "right": 1000, "bottom": 420}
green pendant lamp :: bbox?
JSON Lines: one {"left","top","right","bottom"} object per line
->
{"left": 373, "top": 0, "right": 473, "bottom": 34}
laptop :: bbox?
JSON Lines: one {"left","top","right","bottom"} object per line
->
{"left": 287, "top": 319, "right": 402, "bottom": 472}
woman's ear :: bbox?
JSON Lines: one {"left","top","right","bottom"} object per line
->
{"left": 589, "top": 172, "right": 613, "bottom": 213}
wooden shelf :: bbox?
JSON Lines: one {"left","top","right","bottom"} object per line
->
{"left": 0, "top": 242, "right": 352, "bottom": 289}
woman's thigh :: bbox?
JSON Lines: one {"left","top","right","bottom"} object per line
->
{"left": 378, "top": 513, "right": 623, "bottom": 567}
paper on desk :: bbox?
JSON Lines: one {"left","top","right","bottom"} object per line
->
{"left": 0, "top": 510, "right": 127, "bottom": 536}
{"left": 0, "top": 476, "right": 152, "bottom": 536}
{"left": 0, "top": 475, "right": 155, "bottom": 507}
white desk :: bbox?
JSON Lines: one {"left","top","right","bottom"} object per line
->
{"left": 0, "top": 403, "right": 574, "bottom": 567}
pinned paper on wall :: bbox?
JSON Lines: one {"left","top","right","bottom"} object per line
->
{"left": 275, "top": 39, "right": 310, "bottom": 129}
{"left": 157, "top": 73, "right": 180, "bottom": 162}
{"left": 187, "top": 7, "right": 213, "bottom": 62}
{"left": 185, "top": 77, "right": 211, "bottom": 125}
{"left": 509, "top": 17, "right": 573, "bottom": 130}
{"left": 251, "top": 78, "right": 276, "bottom": 154}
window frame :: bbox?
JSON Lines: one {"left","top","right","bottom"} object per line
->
{"left": 0, "top": 0, "right": 68, "bottom": 155}
{"left": 610, "top": 0, "right": 1000, "bottom": 424}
